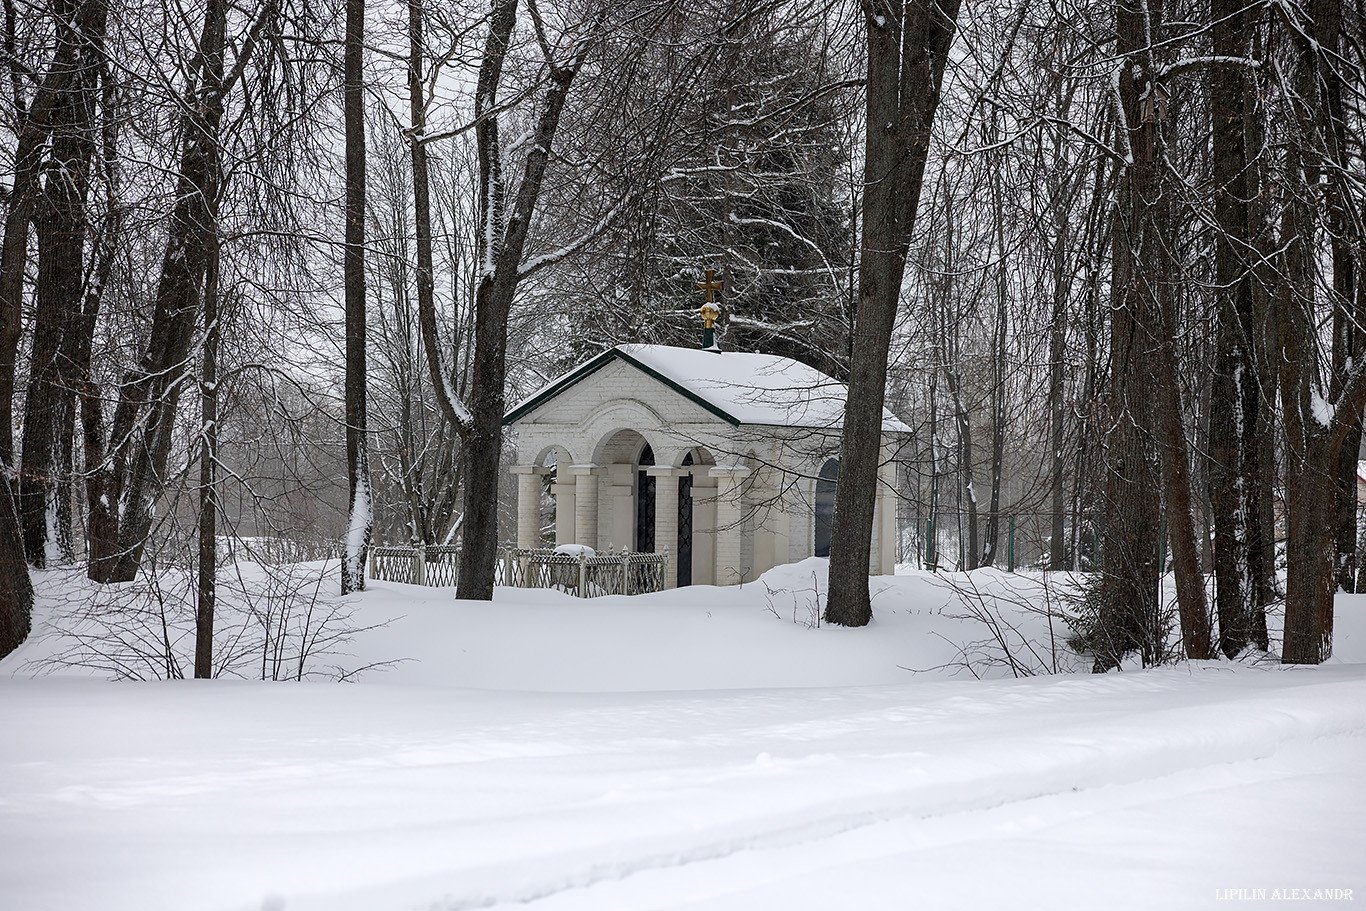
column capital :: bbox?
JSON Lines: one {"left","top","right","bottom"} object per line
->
{"left": 508, "top": 464, "right": 546, "bottom": 476}
{"left": 566, "top": 463, "right": 600, "bottom": 477}
{"left": 645, "top": 466, "right": 678, "bottom": 478}
{"left": 707, "top": 465, "right": 751, "bottom": 480}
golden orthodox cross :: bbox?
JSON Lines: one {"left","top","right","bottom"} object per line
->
{"left": 695, "top": 269, "right": 723, "bottom": 306}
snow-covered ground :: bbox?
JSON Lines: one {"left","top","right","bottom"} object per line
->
{"left": 2, "top": 560, "right": 1364, "bottom": 910}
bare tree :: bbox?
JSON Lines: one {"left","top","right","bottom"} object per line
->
{"left": 1207, "top": 0, "right": 1268, "bottom": 656}
{"left": 17, "top": 0, "right": 107, "bottom": 566}
{"left": 1275, "top": 0, "right": 1365, "bottom": 664}
{"left": 340, "top": 0, "right": 369, "bottom": 593}
{"left": 0, "top": 0, "right": 109, "bottom": 466}
{"left": 86, "top": 0, "right": 276, "bottom": 583}
{"left": 456, "top": 0, "right": 599, "bottom": 600}
{"left": 826, "top": 0, "right": 962, "bottom": 626}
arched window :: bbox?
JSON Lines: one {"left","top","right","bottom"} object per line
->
{"left": 814, "top": 458, "right": 838, "bottom": 558}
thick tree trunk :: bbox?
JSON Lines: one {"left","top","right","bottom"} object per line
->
{"left": 1246, "top": 32, "right": 1277, "bottom": 641}
{"left": 1098, "top": 221, "right": 1162, "bottom": 669}
{"left": 20, "top": 27, "right": 99, "bottom": 565}
{"left": 78, "top": 52, "right": 121, "bottom": 582}
{"left": 340, "top": 0, "right": 369, "bottom": 594}
{"left": 457, "top": 0, "right": 587, "bottom": 599}
{"left": 0, "top": 472, "right": 32, "bottom": 660}
{"left": 1276, "top": 0, "right": 1362, "bottom": 664}
{"left": 1325, "top": 0, "right": 1362, "bottom": 594}
{"left": 825, "top": 0, "right": 961, "bottom": 626}
{"left": 1096, "top": 0, "right": 1167, "bottom": 670}
{"left": 1207, "top": 0, "right": 1267, "bottom": 656}
{"left": 1152, "top": 278, "right": 1212, "bottom": 659}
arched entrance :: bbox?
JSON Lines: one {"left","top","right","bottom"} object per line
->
{"left": 814, "top": 458, "right": 838, "bottom": 557}
{"left": 636, "top": 443, "right": 655, "bottom": 552}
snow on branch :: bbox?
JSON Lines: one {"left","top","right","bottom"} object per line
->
{"left": 1158, "top": 55, "right": 1262, "bottom": 80}
{"left": 518, "top": 193, "right": 633, "bottom": 280}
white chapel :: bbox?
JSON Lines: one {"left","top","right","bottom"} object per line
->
{"left": 503, "top": 341, "right": 908, "bottom": 588}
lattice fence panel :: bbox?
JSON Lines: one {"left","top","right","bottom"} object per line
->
{"left": 368, "top": 545, "right": 666, "bottom": 597}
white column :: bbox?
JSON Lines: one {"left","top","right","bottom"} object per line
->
{"left": 553, "top": 477, "right": 576, "bottom": 546}
{"left": 750, "top": 484, "right": 776, "bottom": 577}
{"left": 710, "top": 466, "right": 750, "bottom": 586}
{"left": 793, "top": 473, "right": 817, "bottom": 562}
{"left": 648, "top": 467, "right": 678, "bottom": 587}
{"left": 878, "top": 461, "right": 898, "bottom": 574}
{"left": 770, "top": 484, "right": 790, "bottom": 572}
{"left": 569, "top": 465, "right": 600, "bottom": 550}
{"left": 510, "top": 465, "right": 543, "bottom": 550}
{"left": 692, "top": 475, "right": 716, "bottom": 585}
{"left": 870, "top": 483, "right": 883, "bottom": 575}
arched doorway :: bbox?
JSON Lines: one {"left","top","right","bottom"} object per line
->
{"left": 814, "top": 458, "right": 838, "bottom": 557}
{"left": 636, "top": 443, "right": 655, "bottom": 552}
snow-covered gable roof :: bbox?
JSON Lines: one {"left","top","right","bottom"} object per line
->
{"left": 505, "top": 344, "right": 911, "bottom": 433}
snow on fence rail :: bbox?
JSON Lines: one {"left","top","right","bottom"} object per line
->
{"left": 368, "top": 545, "right": 666, "bottom": 597}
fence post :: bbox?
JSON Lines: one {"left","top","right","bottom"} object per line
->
{"left": 621, "top": 550, "right": 629, "bottom": 595}
{"left": 415, "top": 543, "right": 426, "bottom": 586}
{"left": 578, "top": 549, "right": 587, "bottom": 597}
{"left": 369, "top": 546, "right": 376, "bottom": 581}
{"left": 1007, "top": 517, "right": 1015, "bottom": 573}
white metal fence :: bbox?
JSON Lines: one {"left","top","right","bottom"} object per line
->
{"left": 368, "top": 545, "right": 667, "bottom": 597}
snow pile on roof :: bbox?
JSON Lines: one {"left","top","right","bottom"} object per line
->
{"left": 510, "top": 344, "right": 911, "bottom": 432}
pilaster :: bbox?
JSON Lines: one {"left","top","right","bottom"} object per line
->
{"left": 710, "top": 466, "right": 751, "bottom": 586}
{"left": 647, "top": 466, "right": 678, "bottom": 587}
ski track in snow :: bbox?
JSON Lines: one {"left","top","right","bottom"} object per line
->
{"left": 287, "top": 671, "right": 1366, "bottom": 911}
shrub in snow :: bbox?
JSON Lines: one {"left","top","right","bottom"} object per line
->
{"left": 22, "top": 560, "right": 394, "bottom": 681}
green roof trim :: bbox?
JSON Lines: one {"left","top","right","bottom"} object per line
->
{"left": 503, "top": 347, "right": 743, "bottom": 427}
